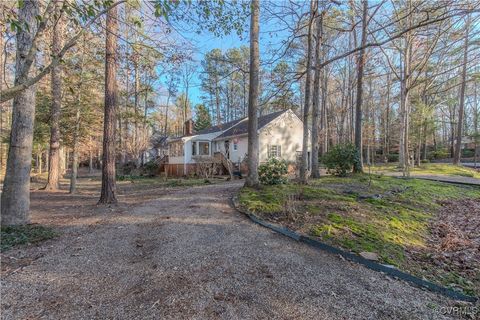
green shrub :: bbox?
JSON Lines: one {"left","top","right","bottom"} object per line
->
{"left": 322, "top": 143, "right": 360, "bottom": 177}
{"left": 121, "top": 161, "right": 136, "bottom": 175}
{"left": 462, "top": 149, "right": 475, "bottom": 158}
{"left": 427, "top": 149, "right": 449, "bottom": 160}
{"left": 258, "top": 158, "right": 288, "bottom": 185}
{"left": 420, "top": 159, "right": 430, "bottom": 164}
{"left": 142, "top": 160, "right": 159, "bottom": 177}
{"left": 1, "top": 224, "right": 58, "bottom": 252}
{"left": 387, "top": 153, "right": 399, "bottom": 162}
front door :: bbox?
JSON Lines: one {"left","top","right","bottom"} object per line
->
{"left": 224, "top": 140, "right": 230, "bottom": 159}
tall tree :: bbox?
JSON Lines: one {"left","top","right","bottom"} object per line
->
{"left": 353, "top": 0, "right": 368, "bottom": 173}
{"left": 245, "top": 0, "right": 260, "bottom": 188}
{"left": 44, "top": 0, "right": 64, "bottom": 190}
{"left": 1, "top": 0, "right": 39, "bottom": 225}
{"left": 98, "top": 2, "right": 118, "bottom": 204}
{"left": 453, "top": 13, "right": 471, "bottom": 165}
{"left": 311, "top": 5, "right": 325, "bottom": 179}
{"left": 200, "top": 49, "right": 225, "bottom": 124}
{"left": 300, "top": 0, "right": 316, "bottom": 184}
{"left": 69, "top": 36, "right": 87, "bottom": 194}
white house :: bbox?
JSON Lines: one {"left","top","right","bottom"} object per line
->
{"left": 164, "top": 109, "right": 310, "bottom": 176}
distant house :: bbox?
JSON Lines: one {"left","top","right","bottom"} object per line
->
{"left": 461, "top": 136, "right": 477, "bottom": 150}
{"left": 164, "top": 109, "right": 310, "bottom": 176}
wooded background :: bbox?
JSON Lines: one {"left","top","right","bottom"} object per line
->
{"left": 0, "top": 0, "right": 478, "bottom": 223}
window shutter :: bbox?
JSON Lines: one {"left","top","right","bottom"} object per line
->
{"left": 267, "top": 144, "right": 271, "bottom": 158}
{"left": 278, "top": 145, "right": 281, "bottom": 157}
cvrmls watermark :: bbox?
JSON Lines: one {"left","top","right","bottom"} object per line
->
{"left": 437, "top": 306, "right": 479, "bottom": 317}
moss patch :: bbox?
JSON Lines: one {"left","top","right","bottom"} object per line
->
{"left": 238, "top": 174, "right": 480, "bottom": 295}
{"left": 371, "top": 163, "right": 480, "bottom": 179}
{"left": 1, "top": 224, "right": 58, "bottom": 252}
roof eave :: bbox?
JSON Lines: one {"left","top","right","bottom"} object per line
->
{"left": 213, "top": 132, "right": 249, "bottom": 141}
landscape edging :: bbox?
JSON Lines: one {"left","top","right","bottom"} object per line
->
{"left": 231, "top": 195, "right": 478, "bottom": 303}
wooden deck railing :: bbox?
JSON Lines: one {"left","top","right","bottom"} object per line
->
{"left": 214, "top": 152, "right": 233, "bottom": 179}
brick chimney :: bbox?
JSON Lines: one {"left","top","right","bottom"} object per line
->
{"left": 184, "top": 119, "right": 194, "bottom": 136}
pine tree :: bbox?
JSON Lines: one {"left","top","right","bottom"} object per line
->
{"left": 194, "top": 104, "right": 212, "bottom": 131}
{"left": 245, "top": 0, "right": 260, "bottom": 188}
{"left": 98, "top": 2, "right": 118, "bottom": 204}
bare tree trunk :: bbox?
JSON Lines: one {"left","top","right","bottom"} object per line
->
{"left": 183, "top": 88, "right": 189, "bottom": 130}
{"left": 37, "top": 152, "right": 42, "bottom": 174}
{"left": 44, "top": 0, "right": 64, "bottom": 190}
{"left": 98, "top": 2, "right": 118, "bottom": 204}
{"left": 399, "top": 0, "right": 413, "bottom": 173}
{"left": 453, "top": 14, "right": 470, "bottom": 165}
{"left": 402, "top": 46, "right": 412, "bottom": 172}
{"left": 70, "top": 107, "right": 81, "bottom": 193}
{"left": 121, "top": 64, "right": 129, "bottom": 166}
{"left": 141, "top": 89, "right": 149, "bottom": 166}
{"left": 311, "top": 7, "right": 324, "bottom": 179}
{"left": 245, "top": 0, "right": 260, "bottom": 188}
{"left": 89, "top": 141, "right": 94, "bottom": 174}
{"left": 1, "top": 0, "right": 39, "bottom": 225}
{"left": 134, "top": 57, "right": 139, "bottom": 162}
{"left": 474, "top": 81, "right": 478, "bottom": 168}
{"left": 300, "top": 0, "right": 316, "bottom": 184}
{"left": 321, "top": 66, "right": 328, "bottom": 155}
{"left": 243, "top": 73, "right": 247, "bottom": 117}
{"left": 353, "top": 0, "right": 368, "bottom": 173}
{"left": 69, "top": 41, "right": 86, "bottom": 194}
{"left": 164, "top": 87, "right": 171, "bottom": 135}
{"left": 383, "top": 73, "right": 391, "bottom": 159}
{"left": 59, "top": 145, "right": 66, "bottom": 175}
{"left": 215, "top": 75, "right": 221, "bottom": 124}
{"left": 422, "top": 122, "right": 428, "bottom": 160}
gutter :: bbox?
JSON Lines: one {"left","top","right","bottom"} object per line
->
{"left": 213, "top": 133, "right": 249, "bottom": 141}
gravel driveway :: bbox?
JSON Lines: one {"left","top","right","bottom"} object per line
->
{"left": 1, "top": 181, "right": 463, "bottom": 319}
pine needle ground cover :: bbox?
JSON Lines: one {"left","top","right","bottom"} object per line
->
{"left": 239, "top": 175, "right": 480, "bottom": 296}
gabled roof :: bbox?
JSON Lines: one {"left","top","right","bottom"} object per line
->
{"left": 214, "top": 110, "right": 287, "bottom": 140}
{"left": 194, "top": 117, "right": 244, "bottom": 135}
{"left": 168, "top": 109, "right": 291, "bottom": 142}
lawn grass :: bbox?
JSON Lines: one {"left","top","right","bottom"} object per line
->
{"left": 371, "top": 163, "right": 480, "bottom": 179}
{"left": 239, "top": 174, "right": 480, "bottom": 295}
{"left": 1, "top": 224, "right": 58, "bottom": 252}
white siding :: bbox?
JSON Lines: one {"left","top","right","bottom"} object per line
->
{"left": 232, "top": 137, "right": 248, "bottom": 163}
{"left": 168, "top": 109, "right": 309, "bottom": 166}
{"left": 168, "top": 131, "right": 219, "bottom": 164}
{"left": 215, "top": 136, "right": 248, "bottom": 163}
{"left": 259, "top": 110, "right": 309, "bottom": 163}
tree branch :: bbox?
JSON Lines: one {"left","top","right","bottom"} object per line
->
{"left": 0, "top": 0, "right": 126, "bottom": 103}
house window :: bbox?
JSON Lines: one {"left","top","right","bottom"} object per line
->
{"left": 169, "top": 141, "right": 184, "bottom": 157}
{"left": 296, "top": 151, "right": 302, "bottom": 160}
{"left": 192, "top": 142, "right": 197, "bottom": 156}
{"left": 268, "top": 145, "right": 281, "bottom": 158}
{"left": 233, "top": 142, "right": 238, "bottom": 151}
{"left": 199, "top": 142, "right": 210, "bottom": 155}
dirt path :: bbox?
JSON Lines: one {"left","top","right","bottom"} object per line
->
{"left": 1, "top": 181, "right": 463, "bottom": 319}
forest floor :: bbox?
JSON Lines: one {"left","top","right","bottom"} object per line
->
{"left": 0, "top": 172, "right": 473, "bottom": 319}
